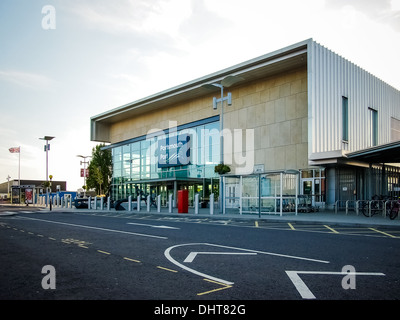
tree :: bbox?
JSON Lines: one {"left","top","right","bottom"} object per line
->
{"left": 214, "top": 163, "right": 231, "bottom": 175}
{"left": 86, "top": 144, "right": 112, "bottom": 195}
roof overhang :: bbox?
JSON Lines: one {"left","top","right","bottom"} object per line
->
{"left": 91, "top": 39, "right": 310, "bottom": 142}
{"left": 346, "top": 141, "right": 400, "bottom": 164}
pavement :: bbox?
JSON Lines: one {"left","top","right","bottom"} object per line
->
{"left": 3, "top": 203, "right": 400, "bottom": 228}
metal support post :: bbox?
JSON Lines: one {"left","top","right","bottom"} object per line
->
{"left": 194, "top": 194, "right": 199, "bottom": 214}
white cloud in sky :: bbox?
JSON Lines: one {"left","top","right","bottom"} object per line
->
{"left": 0, "top": 0, "right": 399, "bottom": 191}
{"left": 0, "top": 70, "right": 54, "bottom": 90}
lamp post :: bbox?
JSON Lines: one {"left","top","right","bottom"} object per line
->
{"left": 39, "top": 136, "right": 55, "bottom": 207}
{"left": 6, "top": 175, "right": 11, "bottom": 200}
{"left": 39, "top": 136, "right": 55, "bottom": 182}
{"left": 201, "top": 75, "right": 243, "bottom": 213}
{"left": 77, "top": 155, "right": 91, "bottom": 197}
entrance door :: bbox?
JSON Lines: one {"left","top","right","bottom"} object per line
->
{"left": 300, "top": 169, "right": 326, "bottom": 207}
{"left": 302, "top": 179, "right": 314, "bottom": 206}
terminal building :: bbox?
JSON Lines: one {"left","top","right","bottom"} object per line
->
{"left": 90, "top": 39, "right": 400, "bottom": 213}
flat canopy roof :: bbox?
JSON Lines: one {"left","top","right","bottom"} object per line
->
{"left": 346, "top": 141, "right": 400, "bottom": 164}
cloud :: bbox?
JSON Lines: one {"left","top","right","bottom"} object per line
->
{"left": 325, "top": 0, "right": 400, "bottom": 32}
{"left": 179, "top": 0, "right": 234, "bottom": 43}
{"left": 67, "top": 0, "right": 191, "bottom": 37}
{"left": 0, "top": 70, "right": 54, "bottom": 89}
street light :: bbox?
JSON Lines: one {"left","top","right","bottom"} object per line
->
{"left": 39, "top": 136, "right": 55, "bottom": 207}
{"left": 39, "top": 136, "right": 55, "bottom": 182}
{"left": 201, "top": 75, "right": 243, "bottom": 214}
{"left": 77, "top": 155, "right": 91, "bottom": 197}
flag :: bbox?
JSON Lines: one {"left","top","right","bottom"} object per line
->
{"left": 9, "top": 147, "right": 20, "bottom": 153}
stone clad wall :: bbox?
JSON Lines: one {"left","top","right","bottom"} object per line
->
{"left": 109, "top": 67, "right": 308, "bottom": 173}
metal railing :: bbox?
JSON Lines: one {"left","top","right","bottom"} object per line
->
{"left": 334, "top": 200, "right": 358, "bottom": 215}
{"left": 335, "top": 199, "right": 400, "bottom": 219}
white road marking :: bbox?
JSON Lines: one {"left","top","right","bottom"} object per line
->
{"left": 127, "top": 222, "right": 180, "bottom": 230}
{"left": 20, "top": 216, "right": 168, "bottom": 239}
{"left": 205, "top": 243, "right": 330, "bottom": 264}
{"left": 0, "top": 211, "right": 16, "bottom": 216}
{"left": 164, "top": 243, "right": 330, "bottom": 286}
{"left": 164, "top": 243, "right": 234, "bottom": 286}
{"left": 183, "top": 251, "right": 257, "bottom": 263}
{"left": 286, "top": 270, "right": 385, "bottom": 299}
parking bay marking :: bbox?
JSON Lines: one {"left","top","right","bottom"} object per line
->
{"left": 286, "top": 270, "right": 385, "bottom": 299}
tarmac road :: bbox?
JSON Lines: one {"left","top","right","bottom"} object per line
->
{"left": 0, "top": 207, "right": 399, "bottom": 303}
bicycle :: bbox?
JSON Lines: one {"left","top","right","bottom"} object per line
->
{"left": 361, "top": 195, "right": 390, "bottom": 218}
{"left": 388, "top": 198, "right": 400, "bottom": 220}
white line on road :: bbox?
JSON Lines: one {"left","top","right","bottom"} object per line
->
{"left": 286, "top": 270, "right": 385, "bottom": 299}
{"left": 164, "top": 243, "right": 330, "bottom": 286}
{"left": 20, "top": 216, "right": 168, "bottom": 240}
{"left": 206, "top": 243, "right": 330, "bottom": 264}
{"left": 183, "top": 251, "right": 257, "bottom": 263}
{"left": 127, "top": 222, "right": 180, "bottom": 230}
{"left": 164, "top": 243, "right": 235, "bottom": 286}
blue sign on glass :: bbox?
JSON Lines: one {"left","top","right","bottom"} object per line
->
{"left": 158, "top": 134, "right": 191, "bottom": 168}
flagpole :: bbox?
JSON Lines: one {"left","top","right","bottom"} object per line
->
{"left": 18, "top": 146, "right": 21, "bottom": 186}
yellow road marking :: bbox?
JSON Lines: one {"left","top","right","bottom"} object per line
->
{"left": 124, "top": 257, "right": 141, "bottom": 263}
{"left": 197, "top": 279, "right": 232, "bottom": 296}
{"left": 79, "top": 245, "right": 89, "bottom": 249}
{"left": 288, "top": 223, "right": 295, "bottom": 230}
{"left": 97, "top": 250, "right": 111, "bottom": 255}
{"left": 369, "top": 228, "right": 397, "bottom": 238}
{"left": 157, "top": 266, "right": 178, "bottom": 273}
{"left": 324, "top": 225, "right": 339, "bottom": 234}
{"left": 48, "top": 237, "right": 56, "bottom": 241}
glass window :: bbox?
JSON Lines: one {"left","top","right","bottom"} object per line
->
{"left": 110, "top": 120, "right": 220, "bottom": 184}
{"left": 370, "top": 108, "right": 378, "bottom": 146}
{"left": 342, "top": 96, "right": 349, "bottom": 141}
{"left": 301, "top": 170, "right": 313, "bottom": 178}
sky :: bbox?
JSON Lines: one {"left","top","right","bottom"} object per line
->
{"left": 0, "top": 0, "right": 399, "bottom": 191}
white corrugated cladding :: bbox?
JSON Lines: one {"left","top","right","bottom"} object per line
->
{"left": 307, "top": 40, "right": 400, "bottom": 158}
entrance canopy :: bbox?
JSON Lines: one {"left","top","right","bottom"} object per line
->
{"left": 346, "top": 141, "right": 400, "bottom": 164}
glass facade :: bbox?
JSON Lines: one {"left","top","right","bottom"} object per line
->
{"left": 110, "top": 119, "right": 220, "bottom": 202}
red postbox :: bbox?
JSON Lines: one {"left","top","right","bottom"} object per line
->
{"left": 178, "top": 189, "right": 189, "bottom": 214}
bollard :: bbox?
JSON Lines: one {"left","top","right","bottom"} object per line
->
{"left": 100, "top": 197, "right": 104, "bottom": 210}
{"left": 147, "top": 195, "right": 150, "bottom": 212}
{"left": 94, "top": 197, "right": 97, "bottom": 210}
{"left": 157, "top": 195, "right": 161, "bottom": 213}
{"left": 88, "top": 196, "right": 91, "bottom": 210}
{"left": 137, "top": 195, "right": 141, "bottom": 212}
{"left": 107, "top": 197, "right": 111, "bottom": 211}
{"left": 169, "top": 194, "right": 173, "bottom": 213}
{"left": 194, "top": 194, "right": 199, "bottom": 214}
{"left": 210, "top": 193, "right": 214, "bottom": 215}
{"left": 128, "top": 195, "right": 132, "bottom": 211}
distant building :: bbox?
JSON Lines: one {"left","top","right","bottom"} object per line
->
{"left": 0, "top": 179, "right": 67, "bottom": 204}
{"left": 90, "top": 39, "right": 400, "bottom": 212}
